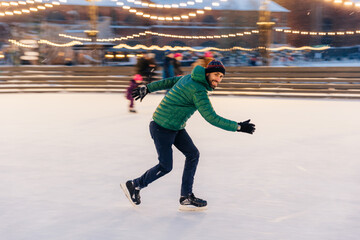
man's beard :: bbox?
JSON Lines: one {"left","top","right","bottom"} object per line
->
{"left": 206, "top": 75, "right": 216, "bottom": 89}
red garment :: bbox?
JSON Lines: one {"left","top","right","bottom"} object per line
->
{"left": 126, "top": 79, "right": 138, "bottom": 100}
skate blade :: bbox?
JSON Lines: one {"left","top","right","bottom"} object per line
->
{"left": 120, "top": 183, "right": 137, "bottom": 207}
{"left": 178, "top": 205, "right": 208, "bottom": 212}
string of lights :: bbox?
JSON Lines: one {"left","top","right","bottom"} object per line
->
{"left": 323, "top": 0, "right": 360, "bottom": 8}
{"left": 59, "top": 28, "right": 360, "bottom": 42}
{"left": 118, "top": 5, "right": 206, "bottom": 21}
{"left": 38, "top": 39, "right": 82, "bottom": 47}
{"left": 9, "top": 39, "right": 83, "bottom": 48}
{"left": 8, "top": 39, "right": 37, "bottom": 48}
{"left": 105, "top": 53, "right": 144, "bottom": 59}
{"left": 113, "top": 30, "right": 258, "bottom": 41}
{"left": 114, "top": 0, "right": 228, "bottom": 10}
{"left": 62, "top": 27, "right": 360, "bottom": 42}
{"left": 113, "top": 43, "right": 254, "bottom": 51}
{"left": 59, "top": 34, "right": 91, "bottom": 42}
{"left": 0, "top": 0, "right": 58, "bottom": 7}
{"left": 61, "top": 28, "right": 360, "bottom": 44}
{"left": 111, "top": 0, "right": 230, "bottom": 21}
{"left": 60, "top": 29, "right": 259, "bottom": 42}
{"left": 113, "top": 43, "right": 330, "bottom": 52}
{"left": 269, "top": 46, "right": 330, "bottom": 51}
{"left": 0, "top": 0, "right": 34, "bottom": 7}
{"left": 9, "top": 38, "right": 330, "bottom": 51}
{"left": 274, "top": 28, "right": 360, "bottom": 36}
{"left": 0, "top": 1, "right": 61, "bottom": 17}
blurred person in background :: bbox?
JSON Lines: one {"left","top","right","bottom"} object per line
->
{"left": 121, "top": 60, "right": 256, "bottom": 211}
{"left": 162, "top": 51, "right": 175, "bottom": 79}
{"left": 126, "top": 74, "right": 143, "bottom": 113}
{"left": 249, "top": 55, "right": 258, "bottom": 66}
{"left": 136, "top": 53, "right": 158, "bottom": 83}
{"left": 191, "top": 51, "right": 214, "bottom": 68}
{"left": 174, "top": 53, "right": 184, "bottom": 76}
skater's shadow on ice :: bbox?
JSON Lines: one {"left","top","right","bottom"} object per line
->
{"left": 159, "top": 212, "right": 207, "bottom": 239}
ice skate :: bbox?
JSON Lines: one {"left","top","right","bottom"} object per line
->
{"left": 120, "top": 180, "right": 141, "bottom": 206}
{"left": 179, "top": 193, "right": 207, "bottom": 211}
{"left": 129, "top": 108, "right": 137, "bottom": 113}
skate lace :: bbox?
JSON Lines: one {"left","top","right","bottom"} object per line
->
{"left": 190, "top": 193, "right": 204, "bottom": 203}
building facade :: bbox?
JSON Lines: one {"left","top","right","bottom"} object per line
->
{"left": 1, "top": 0, "right": 289, "bottom": 48}
{"left": 0, "top": 0, "right": 289, "bottom": 64}
{"left": 273, "top": 0, "right": 360, "bottom": 47}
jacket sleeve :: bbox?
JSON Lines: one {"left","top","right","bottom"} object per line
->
{"left": 147, "top": 76, "right": 182, "bottom": 92}
{"left": 193, "top": 91, "right": 238, "bottom": 132}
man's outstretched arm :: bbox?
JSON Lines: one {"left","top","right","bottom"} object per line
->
{"left": 132, "top": 76, "right": 182, "bottom": 101}
{"left": 194, "top": 91, "right": 255, "bottom": 134}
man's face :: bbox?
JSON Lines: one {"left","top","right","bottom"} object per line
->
{"left": 206, "top": 72, "right": 224, "bottom": 89}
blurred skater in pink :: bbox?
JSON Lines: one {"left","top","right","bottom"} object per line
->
{"left": 126, "top": 74, "right": 143, "bottom": 113}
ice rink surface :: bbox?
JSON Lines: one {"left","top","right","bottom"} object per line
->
{"left": 1, "top": 93, "right": 360, "bottom": 240}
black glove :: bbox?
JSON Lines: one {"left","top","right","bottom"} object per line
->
{"left": 132, "top": 85, "right": 149, "bottom": 102}
{"left": 237, "top": 119, "right": 255, "bottom": 134}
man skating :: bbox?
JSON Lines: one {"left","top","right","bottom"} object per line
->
{"left": 121, "top": 60, "right": 256, "bottom": 211}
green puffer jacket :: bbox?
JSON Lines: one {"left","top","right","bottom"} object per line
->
{"left": 147, "top": 65, "right": 238, "bottom": 132}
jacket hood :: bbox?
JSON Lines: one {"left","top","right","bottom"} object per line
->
{"left": 191, "top": 65, "right": 213, "bottom": 91}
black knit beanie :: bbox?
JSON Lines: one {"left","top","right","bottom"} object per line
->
{"left": 205, "top": 60, "right": 226, "bottom": 75}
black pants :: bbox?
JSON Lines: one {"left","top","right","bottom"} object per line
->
{"left": 133, "top": 121, "right": 199, "bottom": 196}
